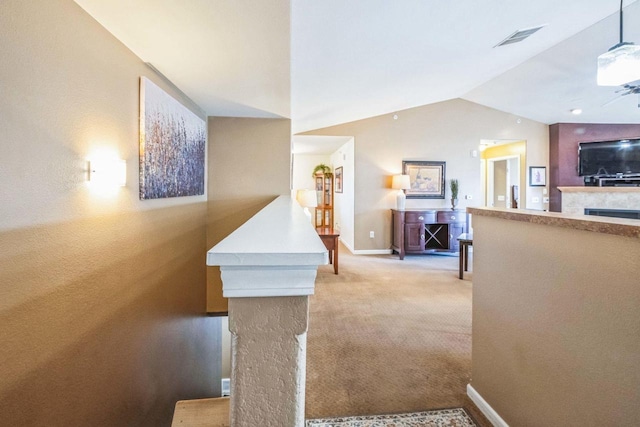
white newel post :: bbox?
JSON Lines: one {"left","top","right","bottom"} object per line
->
{"left": 207, "top": 196, "right": 328, "bottom": 427}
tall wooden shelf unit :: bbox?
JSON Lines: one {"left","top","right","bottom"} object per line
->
{"left": 315, "top": 173, "right": 333, "bottom": 227}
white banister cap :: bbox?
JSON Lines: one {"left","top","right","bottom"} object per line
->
{"left": 207, "top": 196, "right": 328, "bottom": 297}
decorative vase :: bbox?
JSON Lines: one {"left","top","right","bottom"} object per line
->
{"left": 451, "top": 198, "right": 458, "bottom": 210}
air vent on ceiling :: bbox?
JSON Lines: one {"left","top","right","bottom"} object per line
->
{"left": 494, "top": 25, "right": 547, "bottom": 47}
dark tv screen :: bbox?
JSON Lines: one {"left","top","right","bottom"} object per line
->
{"left": 578, "top": 138, "right": 640, "bottom": 176}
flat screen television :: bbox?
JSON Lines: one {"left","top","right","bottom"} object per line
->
{"left": 578, "top": 138, "right": 640, "bottom": 176}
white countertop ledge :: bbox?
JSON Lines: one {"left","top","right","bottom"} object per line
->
{"left": 207, "top": 196, "right": 328, "bottom": 298}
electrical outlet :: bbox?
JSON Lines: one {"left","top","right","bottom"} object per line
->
{"left": 369, "top": 231, "right": 375, "bottom": 238}
{"left": 465, "top": 194, "right": 473, "bottom": 200}
{"left": 221, "top": 378, "right": 230, "bottom": 397}
{"left": 543, "top": 197, "right": 550, "bottom": 203}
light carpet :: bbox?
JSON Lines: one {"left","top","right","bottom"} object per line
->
{"left": 305, "top": 245, "right": 489, "bottom": 426}
{"left": 306, "top": 408, "right": 477, "bottom": 427}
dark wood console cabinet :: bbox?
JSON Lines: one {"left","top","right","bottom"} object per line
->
{"left": 391, "top": 209, "right": 466, "bottom": 259}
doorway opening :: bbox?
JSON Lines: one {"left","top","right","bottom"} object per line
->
{"left": 480, "top": 140, "right": 526, "bottom": 209}
{"left": 291, "top": 135, "right": 355, "bottom": 251}
{"left": 487, "top": 156, "right": 519, "bottom": 208}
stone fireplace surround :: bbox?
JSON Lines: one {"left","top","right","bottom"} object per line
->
{"left": 558, "top": 187, "right": 640, "bottom": 216}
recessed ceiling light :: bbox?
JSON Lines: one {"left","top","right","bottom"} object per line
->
{"left": 570, "top": 108, "right": 583, "bottom": 115}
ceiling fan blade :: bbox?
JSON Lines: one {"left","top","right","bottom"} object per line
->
{"left": 602, "top": 95, "right": 627, "bottom": 107}
{"left": 602, "top": 84, "right": 640, "bottom": 108}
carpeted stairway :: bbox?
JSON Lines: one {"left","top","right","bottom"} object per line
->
{"left": 305, "top": 245, "right": 490, "bottom": 426}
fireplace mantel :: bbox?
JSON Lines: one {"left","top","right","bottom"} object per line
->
{"left": 558, "top": 187, "right": 640, "bottom": 193}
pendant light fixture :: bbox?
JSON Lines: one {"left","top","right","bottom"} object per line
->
{"left": 597, "top": 0, "right": 640, "bottom": 86}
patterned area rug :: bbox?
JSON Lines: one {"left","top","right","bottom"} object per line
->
{"left": 306, "top": 408, "right": 478, "bottom": 427}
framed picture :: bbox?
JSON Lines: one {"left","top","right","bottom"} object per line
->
{"left": 529, "top": 166, "right": 546, "bottom": 187}
{"left": 139, "top": 77, "right": 206, "bottom": 200}
{"left": 402, "top": 160, "right": 446, "bottom": 199}
{"left": 335, "top": 166, "right": 343, "bottom": 193}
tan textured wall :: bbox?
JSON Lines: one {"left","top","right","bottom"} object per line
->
{"left": 472, "top": 215, "right": 640, "bottom": 426}
{"left": 0, "top": 1, "right": 219, "bottom": 425}
{"left": 302, "top": 99, "right": 549, "bottom": 250}
{"left": 229, "top": 296, "right": 309, "bottom": 426}
{"left": 207, "top": 117, "right": 292, "bottom": 313}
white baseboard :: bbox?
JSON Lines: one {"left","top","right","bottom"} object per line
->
{"left": 352, "top": 249, "right": 393, "bottom": 255}
{"left": 467, "top": 384, "right": 509, "bottom": 427}
{"left": 341, "top": 239, "right": 355, "bottom": 254}
{"left": 338, "top": 239, "right": 391, "bottom": 255}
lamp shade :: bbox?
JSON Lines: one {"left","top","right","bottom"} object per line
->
{"left": 296, "top": 189, "right": 317, "bottom": 208}
{"left": 597, "top": 43, "right": 640, "bottom": 86}
{"left": 392, "top": 174, "right": 411, "bottom": 190}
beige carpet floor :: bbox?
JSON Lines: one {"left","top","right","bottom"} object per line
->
{"left": 305, "top": 245, "right": 490, "bottom": 427}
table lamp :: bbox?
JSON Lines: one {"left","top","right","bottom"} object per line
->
{"left": 392, "top": 174, "right": 410, "bottom": 210}
{"left": 296, "top": 189, "right": 318, "bottom": 220}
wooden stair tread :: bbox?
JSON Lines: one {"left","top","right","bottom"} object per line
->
{"left": 172, "top": 397, "right": 230, "bottom": 427}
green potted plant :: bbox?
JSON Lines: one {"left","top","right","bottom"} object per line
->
{"left": 450, "top": 179, "right": 459, "bottom": 210}
{"left": 312, "top": 163, "right": 332, "bottom": 177}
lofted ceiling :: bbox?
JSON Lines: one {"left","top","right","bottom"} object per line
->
{"left": 75, "top": 0, "right": 639, "bottom": 138}
{"left": 463, "top": 0, "right": 640, "bottom": 126}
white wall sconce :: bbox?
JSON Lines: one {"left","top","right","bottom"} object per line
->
{"left": 391, "top": 174, "right": 410, "bottom": 210}
{"left": 88, "top": 158, "right": 127, "bottom": 187}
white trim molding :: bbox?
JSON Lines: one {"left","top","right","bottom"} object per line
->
{"left": 340, "top": 239, "right": 355, "bottom": 254}
{"left": 352, "top": 249, "right": 393, "bottom": 255}
{"left": 339, "top": 240, "right": 392, "bottom": 256}
{"left": 467, "top": 384, "right": 509, "bottom": 427}
{"left": 207, "top": 196, "right": 328, "bottom": 298}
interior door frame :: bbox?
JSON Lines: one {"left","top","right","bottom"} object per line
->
{"left": 486, "top": 155, "right": 520, "bottom": 208}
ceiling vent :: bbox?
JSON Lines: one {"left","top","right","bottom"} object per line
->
{"left": 494, "top": 25, "right": 547, "bottom": 47}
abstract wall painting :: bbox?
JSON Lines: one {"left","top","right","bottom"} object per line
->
{"left": 139, "top": 77, "right": 206, "bottom": 200}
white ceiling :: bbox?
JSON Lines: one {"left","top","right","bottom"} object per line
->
{"left": 75, "top": 0, "right": 291, "bottom": 118}
{"left": 75, "top": 0, "right": 640, "bottom": 138}
{"left": 463, "top": 0, "right": 640, "bottom": 125}
{"left": 292, "top": 135, "right": 353, "bottom": 155}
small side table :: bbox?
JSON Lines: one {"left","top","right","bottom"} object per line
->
{"left": 457, "top": 233, "right": 473, "bottom": 279}
{"left": 316, "top": 227, "right": 340, "bottom": 274}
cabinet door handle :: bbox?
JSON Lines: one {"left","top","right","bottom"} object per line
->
{"left": 451, "top": 216, "right": 456, "bottom": 220}
{"left": 421, "top": 234, "right": 425, "bottom": 240}
{"left": 418, "top": 216, "right": 424, "bottom": 220}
